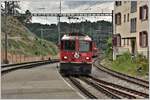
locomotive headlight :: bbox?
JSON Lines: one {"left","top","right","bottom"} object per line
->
{"left": 64, "top": 56, "right": 68, "bottom": 59}
{"left": 86, "top": 57, "right": 90, "bottom": 60}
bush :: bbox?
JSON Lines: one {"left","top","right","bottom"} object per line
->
{"left": 111, "top": 52, "right": 149, "bottom": 77}
{"left": 104, "top": 37, "right": 113, "bottom": 60}
{"left": 116, "top": 52, "right": 131, "bottom": 63}
{"left": 135, "top": 54, "right": 149, "bottom": 74}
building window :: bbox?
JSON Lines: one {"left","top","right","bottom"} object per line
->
{"left": 123, "top": 39, "right": 125, "bottom": 45}
{"left": 140, "top": 31, "right": 148, "bottom": 47}
{"left": 124, "top": 1, "right": 127, "bottom": 4}
{"left": 113, "top": 34, "right": 121, "bottom": 47}
{"left": 131, "top": 1, "right": 137, "bottom": 13}
{"left": 140, "top": 5, "right": 148, "bottom": 20}
{"left": 127, "top": 13, "right": 129, "bottom": 22}
{"left": 130, "top": 18, "right": 136, "bottom": 33}
{"left": 124, "top": 14, "right": 126, "bottom": 22}
{"left": 127, "top": 39, "right": 129, "bottom": 45}
{"left": 115, "top": 13, "right": 121, "bottom": 25}
{"left": 117, "top": 35, "right": 121, "bottom": 46}
{"left": 115, "top": 1, "right": 122, "bottom": 6}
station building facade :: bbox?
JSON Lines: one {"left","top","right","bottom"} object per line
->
{"left": 113, "top": 1, "right": 149, "bottom": 59}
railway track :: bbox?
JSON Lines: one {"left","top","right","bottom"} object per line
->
{"left": 1, "top": 59, "right": 59, "bottom": 75}
{"left": 79, "top": 77, "right": 122, "bottom": 99}
{"left": 80, "top": 76, "right": 146, "bottom": 99}
{"left": 68, "top": 76, "right": 98, "bottom": 99}
{"left": 1, "top": 60, "right": 47, "bottom": 68}
{"left": 94, "top": 58, "right": 149, "bottom": 88}
{"left": 68, "top": 76, "right": 147, "bottom": 99}
{"left": 88, "top": 76, "right": 149, "bottom": 98}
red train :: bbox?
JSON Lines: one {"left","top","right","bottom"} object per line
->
{"left": 92, "top": 41, "right": 98, "bottom": 57}
{"left": 59, "top": 33, "right": 93, "bottom": 75}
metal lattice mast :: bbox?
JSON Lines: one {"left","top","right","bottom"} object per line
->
{"left": 57, "top": 0, "right": 61, "bottom": 45}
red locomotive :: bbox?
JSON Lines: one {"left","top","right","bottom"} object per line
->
{"left": 92, "top": 41, "right": 98, "bottom": 57}
{"left": 59, "top": 33, "right": 93, "bottom": 75}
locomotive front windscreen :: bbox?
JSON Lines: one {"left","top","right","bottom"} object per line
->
{"left": 79, "top": 41, "right": 91, "bottom": 52}
{"left": 63, "top": 40, "right": 75, "bottom": 51}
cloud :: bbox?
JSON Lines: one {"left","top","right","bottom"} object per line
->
{"left": 64, "top": 1, "right": 112, "bottom": 9}
{"left": 20, "top": 0, "right": 60, "bottom": 13}
{"left": 18, "top": 0, "right": 113, "bottom": 24}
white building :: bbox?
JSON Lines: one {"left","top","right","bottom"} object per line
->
{"left": 113, "top": 1, "right": 148, "bottom": 59}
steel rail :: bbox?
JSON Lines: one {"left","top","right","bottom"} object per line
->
{"left": 98, "top": 61, "right": 149, "bottom": 83}
{"left": 81, "top": 77, "right": 142, "bottom": 99}
{"left": 1, "top": 60, "right": 59, "bottom": 75}
{"left": 79, "top": 77, "right": 121, "bottom": 99}
{"left": 97, "top": 57, "right": 149, "bottom": 84}
{"left": 68, "top": 77, "right": 97, "bottom": 99}
{"left": 89, "top": 76, "right": 149, "bottom": 98}
{"left": 1, "top": 59, "right": 59, "bottom": 68}
{"left": 93, "top": 59, "right": 149, "bottom": 88}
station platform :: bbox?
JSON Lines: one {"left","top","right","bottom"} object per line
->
{"left": 1, "top": 63, "right": 84, "bottom": 99}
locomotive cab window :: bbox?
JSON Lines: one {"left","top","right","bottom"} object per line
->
{"left": 62, "top": 40, "right": 75, "bottom": 51}
{"left": 79, "top": 41, "right": 91, "bottom": 52}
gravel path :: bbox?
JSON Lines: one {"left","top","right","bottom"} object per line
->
{"left": 76, "top": 78, "right": 110, "bottom": 99}
{"left": 91, "top": 61, "right": 149, "bottom": 95}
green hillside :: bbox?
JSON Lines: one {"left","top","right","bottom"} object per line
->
{"left": 25, "top": 20, "right": 112, "bottom": 43}
{"left": 1, "top": 16, "right": 58, "bottom": 56}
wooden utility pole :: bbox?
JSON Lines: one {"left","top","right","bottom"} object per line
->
{"left": 3, "top": 0, "right": 19, "bottom": 64}
{"left": 4, "top": 1, "right": 8, "bottom": 64}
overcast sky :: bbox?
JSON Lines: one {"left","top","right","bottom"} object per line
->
{"left": 18, "top": 0, "right": 114, "bottom": 24}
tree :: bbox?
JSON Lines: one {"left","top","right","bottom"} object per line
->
{"left": 17, "top": 10, "right": 32, "bottom": 23}
{"left": 24, "top": 10, "right": 32, "bottom": 23}
{"left": 1, "top": 1, "right": 20, "bottom": 15}
{"left": 105, "top": 37, "right": 113, "bottom": 60}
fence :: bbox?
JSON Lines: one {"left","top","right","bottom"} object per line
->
{"left": 1, "top": 51, "right": 53, "bottom": 64}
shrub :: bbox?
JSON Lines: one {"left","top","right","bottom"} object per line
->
{"left": 105, "top": 37, "right": 113, "bottom": 60}
{"left": 135, "top": 54, "right": 149, "bottom": 73}
{"left": 116, "top": 52, "right": 131, "bottom": 63}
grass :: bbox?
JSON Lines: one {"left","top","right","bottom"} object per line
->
{"left": 4, "top": 39, "right": 58, "bottom": 56}
{"left": 101, "top": 52, "right": 149, "bottom": 80}
{"left": 1, "top": 16, "right": 58, "bottom": 57}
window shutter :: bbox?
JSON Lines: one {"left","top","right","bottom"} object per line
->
{"left": 115, "top": 1, "right": 117, "bottom": 6}
{"left": 146, "top": 6, "right": 148, "bottom": 19}
{"left": 145, "top": 31, "right": 148, "bottom": 47}
{"left": 139, "top": 7, "right": 142, "bottom": 19}
{"left": 113, "top": 36, "right": 117, "bottom": 46}
{"left": 119, "top": 13, "right": 121, "bottom": 25}
{"left": 119, "top": 35, "right": 121, "bottom": 46}
{"left": 139, "top": 32, "right": 142, "bottom": 47}
{"left": 123, "top": 39, "right": 125, "bottom": 45}
{"left": 115, "top": 14, "right": 117, "bottom": 24}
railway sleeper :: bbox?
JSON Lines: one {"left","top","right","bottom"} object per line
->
{"left": 69, "top": 77, "right": 97, "bottom": 99}
{"left": 80, "top": 77, "right": 122, "bottom": 99}
{"left": 90, "top": 76, "right": 149, "bottom": 98}
{"left": 94, "top": 64, "right": 149, "bottom": 88}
